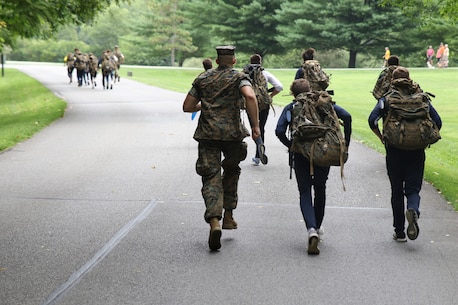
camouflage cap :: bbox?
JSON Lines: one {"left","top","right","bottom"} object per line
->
{"left": 216, "top": 45, "right": 235, "bottom": 56}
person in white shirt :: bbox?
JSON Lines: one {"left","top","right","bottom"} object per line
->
{"left": 246, "top": 54, "right": 284, "bottom": 165}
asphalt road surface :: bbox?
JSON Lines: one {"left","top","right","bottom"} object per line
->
{"left": 1, "top": 63, "right": 457, "bottom": 305}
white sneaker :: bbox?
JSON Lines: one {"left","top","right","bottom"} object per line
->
{"left": 252, "top": 157, "right": 260, "bottom": 166}
{"left": 317, "top": 227, "right": 324, "bottom": 241}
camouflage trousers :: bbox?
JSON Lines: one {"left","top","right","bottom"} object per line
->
{"left": 196, "top": 140, "right": 248, "bottom": 223}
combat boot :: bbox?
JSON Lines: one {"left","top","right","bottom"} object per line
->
{"left": 222, "top": 210, "right": 238, "bottom": 230}
{"left": 208, "top": 217, "right": 222, "bottom": 251}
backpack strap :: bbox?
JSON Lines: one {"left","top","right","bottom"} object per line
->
{"left": 329, "top": 104, "right": 347, "bottom": 191}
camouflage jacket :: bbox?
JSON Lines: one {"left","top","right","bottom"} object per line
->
{"left": 113, "top": 51, "right": 124, "bottom": 64}
{"left": 190, "top": 67, "right": 251, "bottom": 141}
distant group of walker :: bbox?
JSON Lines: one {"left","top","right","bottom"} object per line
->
{"left": 426, "top": 42, "right": 449, "bottom": 68}
{"left": 383, "top": 43, "right": 449, "bottom": 69}
{"left": 64, "top": 46, "right": 125, "bottom": 90}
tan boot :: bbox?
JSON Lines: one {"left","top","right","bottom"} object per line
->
{"left": 222, "top": 210, "right": 238, "bottom": 230}
{"left": 208, "top": 217, "right": 222, "bottom": 250}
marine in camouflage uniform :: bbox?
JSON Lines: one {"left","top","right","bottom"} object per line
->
{"left": 113, "top": 45, "right": 124, "bottom": 82}
{"left": 183, "top": 46, "right": 261, "bottom": 251}
{"left": 65, "top": 49, "right": 77, "bottom": 84}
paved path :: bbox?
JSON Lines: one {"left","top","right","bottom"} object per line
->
{"left": 1, "top": 63, "right": 457, "bottom": 305}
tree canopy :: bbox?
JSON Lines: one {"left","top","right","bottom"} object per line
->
{"left": 275, "top": 0, "right": 414, "bottom": 67}
{"left": 187, "top": 0, "right": 285, "bottom": 57}
{"left": 5, "top": 0, "right": 458, "bottom": 68}
{"left": 0, "top": 0, "right": 125, "bottom": 50}
{"left": 382, "top": 0, "right": 458, "bottom": 22}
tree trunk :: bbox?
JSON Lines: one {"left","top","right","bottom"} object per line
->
{"left": 170, "top": 47, "right": 175, "bottom": 66}
{"left": 348, "top": 50, "right": 357, "bottom": 68}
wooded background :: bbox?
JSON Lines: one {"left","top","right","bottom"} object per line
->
{"left": 2, "top": 0, "right": 457, "bottom": 68}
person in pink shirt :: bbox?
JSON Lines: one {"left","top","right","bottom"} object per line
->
{"left": 426, "top": 45, "right": 434, "bottom": 68}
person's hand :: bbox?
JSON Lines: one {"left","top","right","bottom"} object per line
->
{"left": 251, "top": 126, "right": 261, "bottom": 140}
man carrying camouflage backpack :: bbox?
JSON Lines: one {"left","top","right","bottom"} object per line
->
{"left": 275, "top": 78, "right": 352, "bottom": 255}
{"left": 65, "top": 51, "right": 75, "bottom": 84}
{"left": 243, "top": 54, "right": 283, "bottom": 166}
{"left": 113, "top": 45, "right": 124, "bottom": 82}
{"left": 295, "top": 48, "right": 330, "bottom": 92}
{"left": 73, "top": 48, "right": 87, "bottom": 87}
{"left": 368, "top": 67, "right": 442, "bottom": 243}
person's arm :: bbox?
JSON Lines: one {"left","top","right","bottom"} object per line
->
{"left": 294, "top": 67, "right": 304, "bottom": 80}
{"left": 333, "top": 104, "right": 352, "bottom": 147}
{"left": 182, "top": 89, "right": 201, "bottom": 113}
{"left": 368, "top": 99, "right": 385, "bottom": 143}
{"left": 275, "top": 103, "right": 293, "bottom": 148}
{"left": 263, "top": 70, "right": 283, "bottom": 98}
{"left": 429, "top": 103, "right": 442, "bottom": 129}
{"left": 240, "top": 85, "right": 261, "bottom": 140}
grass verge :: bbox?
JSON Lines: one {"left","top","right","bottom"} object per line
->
{"left": 0, "top": 68, "right": 66, "bottom": 152}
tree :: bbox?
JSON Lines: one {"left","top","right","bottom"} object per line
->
{"left": 189, "top": 0, "right": 286, "bottom": 58}
{"left": 132, "top": 0, "right": 197, "bottom": 66}
{"left": 0, "top": 0, "right": 126, "bottom": 51}
{"left": 382, "top": 0, "right": 458, "bottom": 22}
{"left": 78, "top": 4, "right": 132, "bottom": 56}
{"left": 275, "top": 0, "right": 414, "bottom": 68}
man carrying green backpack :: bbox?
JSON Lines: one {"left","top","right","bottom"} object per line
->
{"left": 275, "top": 78, "right": 352, "bottom": 255}
{"left": 243, "top": 54, "right": 283, "bottom": 166}
{"left": 368, "top": 67, "right": 442, "bottom": 242}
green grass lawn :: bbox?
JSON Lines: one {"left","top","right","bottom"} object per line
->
{"left": 1, "top": 66, "right": 456, "bottom": 210}
{"left": 0, "top": 69, "right": 66, "bottom": 152}
{"left": 125, "top": 66, "right": 458, "bottom": 209}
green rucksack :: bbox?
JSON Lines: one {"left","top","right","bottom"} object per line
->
{"left": 372, "top": 65, "right": 397, "bottom": 100}
{"left": 289, "top": 91, "right": 348, "bottom": 178}
{"left": 383, "top": 82, "right": 441, "bottom": 150}
{"left": 243, "top": 64, "right": 272, "bottom": 110}
{"left": 301, "top": 60, "right": 330, "bottom": 91}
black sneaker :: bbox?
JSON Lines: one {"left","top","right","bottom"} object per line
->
{"left": 406, "top": 209, "right": 419, "bottom": 240}
{"left": 259, "top": 149, "right": 268, "bottom": 165}
{"left": 393, "top": 231, "right": 407, "bottom": 242}
{"left": 307, "top": 229, "right": 320, "bottom": 255}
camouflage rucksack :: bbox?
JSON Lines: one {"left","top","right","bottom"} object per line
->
{"left": 301, "top": 60, "right": 330, "bottom": 91}
{"left": 243, "top": 64, "right": 272, "bottom": 110}
{"left": 372, "top": 65, "right": 397, "bottom": 100}
{"left": 102, "top": 54, "right": 116, "bottom": 71}
{"left": 66, "top": 52, "right": 75, "bottom": 68}
{"left": 289, "top": 91, "right": 348, "bottom": 177}
{"left": 383, "top": 81, "right": 441, "bottom": 150}
{"left": 74, "top": 53, "right": 86, "bottom": 70}
{"left": 66, "top": 52, "right": 74, "bottom": 62}
{"left": 88, "top": 54, "right": 98, "bottom": 71}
